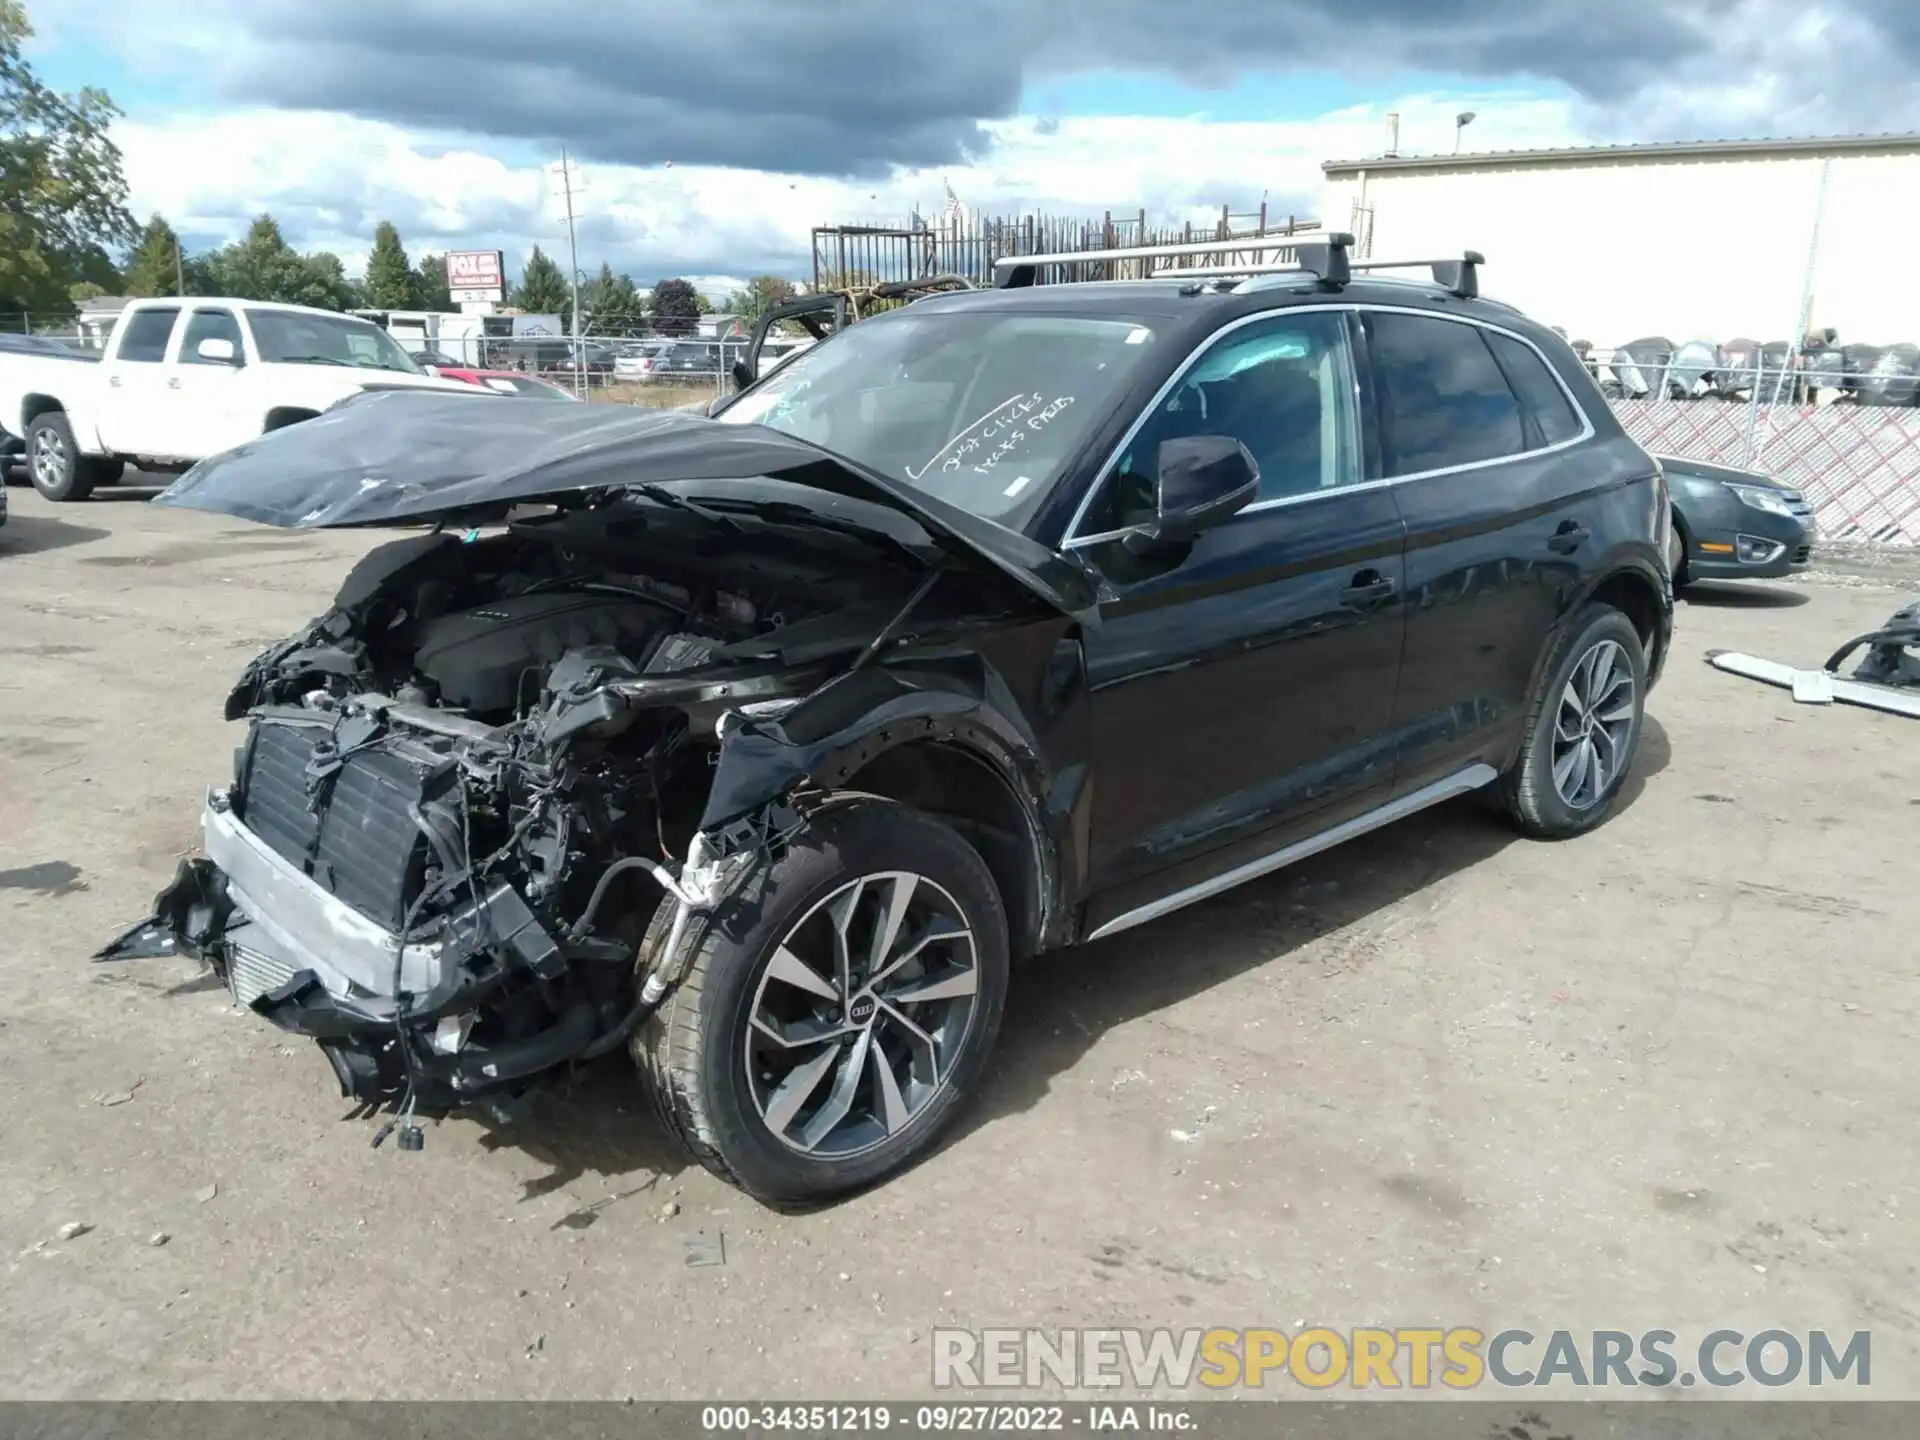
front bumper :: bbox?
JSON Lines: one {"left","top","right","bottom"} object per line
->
{"left": 1680, "top": 492, "right": 1817, "bottom": 581}
{"left": 99, "top": 788, "right": 617, "bottom": 1108}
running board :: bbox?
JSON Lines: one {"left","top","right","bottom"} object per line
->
{"left": 1708, "top": 650, "right": 1920, "bottom": 719}
{"left": 1085, "top": 765, "right": 1500, "bottom": 942}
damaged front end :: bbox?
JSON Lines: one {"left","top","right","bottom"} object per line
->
{"left": 98, "top": 400, "right": 1084, "bottom": 1126}
{"left": 98, "top": 566, "right": 794, "bottom": 1114}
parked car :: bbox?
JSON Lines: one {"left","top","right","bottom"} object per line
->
{"left": 0, "top": 298, "right": 485, "bottom": 501}
{"left": 613, "top": 341, "right": 672, "bottom": 381}
{"left": 1660, "top": 454, "right": 1816, "bottom": 589}
{"left": 650, "top": 339, "right": 747, "bottom": 378}
{"left": 102, "top": 237, "right": 1671, "bottom": 1203}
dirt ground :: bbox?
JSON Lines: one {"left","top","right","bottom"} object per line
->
{"left": 2, "top": 484, "right": 1918, "bottom": 1402}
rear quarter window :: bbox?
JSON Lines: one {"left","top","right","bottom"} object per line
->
{"left": 1367, "top": 312, "right": 1525, "bottom": 476}
{"left": 1486, "top": 330, "right": 1585, "bottom": 447}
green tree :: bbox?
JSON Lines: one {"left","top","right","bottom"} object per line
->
{"left": 411, "top": 252, "right": 451, "bottom": 310}
{"left": 723, "top": 274, "right": 797, "bottom": 324}
{"left": 511, "top": 245, "right": 570, "bottom": 318}
{"left": 292, "top": 251, "right": 360, "bottom": 311}
{"left": 579, "top": 261, "right": 644, "bottom": 333}
{"left": 362, "top": 219, "right": 413, "bottom": 309}
{"left": 0, "top": 0, "right": 138, "bottom": 315}
{"left": 123, "top": 214, "right": 189, "bottom": 297}
{"left": 204, "top": 215, "right": 356, "bottom": 310}
{"left": 649, "top": 276, "right": 700, "bottom": 336}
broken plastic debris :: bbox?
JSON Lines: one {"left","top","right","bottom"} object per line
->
{"left": 684, "top": 1229, "right": 725, "bottom": 1267}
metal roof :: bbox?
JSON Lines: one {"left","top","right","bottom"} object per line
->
{"left": 1322, "top": 132, "right": 1920, "bottom": 176}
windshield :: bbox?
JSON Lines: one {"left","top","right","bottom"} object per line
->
{"left": 714, "top": 308, "right": 1158, "bottom": 524}
{"left": 249, "top": 311, "right": 422, "bottom": 373}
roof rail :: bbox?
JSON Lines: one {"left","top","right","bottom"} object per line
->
{"left": 1156, "top": 243, "right": 1485, "bottom": 298}
{"left": 993, "top": 230, "right": 1327, "bottom": 289}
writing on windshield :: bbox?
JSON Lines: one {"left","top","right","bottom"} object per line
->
{"left": 910, "top": 392, "right": 1078, "bottom": 483}
{"left": 716, "top": 311, "right": 1156, "bottom": 526}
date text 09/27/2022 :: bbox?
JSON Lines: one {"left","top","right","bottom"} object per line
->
{"left": 700, "top": 1404, "right": 1194, "bottom": 1433}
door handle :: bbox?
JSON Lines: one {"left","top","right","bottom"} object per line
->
{"left": 1547, "top": 521, "right": 1590, "bottom": 554}
{"left": 1341, "top": 571, "right": 1398, "bottom": 610}
{"left": 167, "top": 377, "right": 180, "bottom": 389}
{"left": 108, "top": 376, "right": 121, "bottom": 387}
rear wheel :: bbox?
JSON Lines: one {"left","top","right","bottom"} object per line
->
{"left": 26, "top": 412, "right": 91, "bottom": 502}
{"left": 1500, "top": 604, "right": 1648, "bottom": 839}
{"left": 635, "top": 800, "right": 1010, "bottom": 1204}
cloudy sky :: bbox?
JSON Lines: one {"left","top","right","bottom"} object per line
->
{"left": 20, "top": 0, "right": 1918, "bottom": 300}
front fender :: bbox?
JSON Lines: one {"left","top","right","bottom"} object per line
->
{"left": 699, "top": 658, "right": 1069, "bottom": 946}
{"left": 700, "top": 661, "right": 1046, "bottom": 830}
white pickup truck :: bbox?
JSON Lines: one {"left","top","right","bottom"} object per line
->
{"left": 0, "top": 297, "right": 482, "bottom": 501}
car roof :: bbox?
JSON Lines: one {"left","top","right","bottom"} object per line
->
{"left": 126, "top": 296, "right": 382, "bottom": 323}
{"left": 724, "top": 268, "right": 1536, "bottom": 364}
{"left": 900, "top": 273, "right": 1539, "bottom": 342}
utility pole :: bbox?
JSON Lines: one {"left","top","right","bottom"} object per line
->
{"left": 556, "top": 145, "right": 584, "bottom": 396}
{"left": 174, "top": 237, "right": 186, "bottom": 296}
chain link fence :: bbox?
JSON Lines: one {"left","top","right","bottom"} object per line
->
{"left": 1584, "top": 345, "right": 1920, "bottom": 545}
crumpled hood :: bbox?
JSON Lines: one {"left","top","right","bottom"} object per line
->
{"left": 156, "top": 390, "right": 1095, "bottom": 616}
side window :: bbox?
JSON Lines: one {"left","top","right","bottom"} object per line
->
{"left": 1485, "top": 330, "right": 1583, "bottom": 446}
{"left": 1078, "top": 312, "right": 1361, "bottom": 536}
{"left": 116, "top": 307, "right": 181, "bottom": 364}
{"left": 180, "top": 309, "right": 244, "bottom": 366}
{"left": 1367, "top": 312, "right": 1525, "bottom": 476}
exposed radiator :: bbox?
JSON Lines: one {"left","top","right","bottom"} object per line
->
{"left": 235, "top": 722, "right": 434, "bottom": 930}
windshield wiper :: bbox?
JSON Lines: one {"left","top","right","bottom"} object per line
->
{"left": 625, "top": 482, "right": 749, "bottom": 535}
{"left": 274, "top": 355, "right": 351, "bottom": 367}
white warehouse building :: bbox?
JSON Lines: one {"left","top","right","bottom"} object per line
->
{"left": 1319, "top": 133, "right": 1920, "bottom": 354}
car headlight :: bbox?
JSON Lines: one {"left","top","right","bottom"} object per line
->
{"left": 1727, "top": 483, "right": 1796, "bottom": 518}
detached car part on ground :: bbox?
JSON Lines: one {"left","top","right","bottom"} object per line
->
{"left": 101, "top": 243, "right": 1673, "bottom": 1204}
{"left": 1710, "top": 599, "right": 1920, "bottom": 718}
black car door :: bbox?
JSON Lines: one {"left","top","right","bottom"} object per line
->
{"left": 1069, "top": 308, "right": 1410, "bottom": 933}
{"left": 1361, "top": 309, "right": 1608, "bottom": 794}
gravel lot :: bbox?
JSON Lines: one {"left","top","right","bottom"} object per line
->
{"left": 2, "top": 484, "right": 1918, "bottom": 1402}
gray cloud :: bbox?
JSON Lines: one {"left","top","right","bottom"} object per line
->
{"left": 142, "top": 0, "right": 1920, "bottom": 177}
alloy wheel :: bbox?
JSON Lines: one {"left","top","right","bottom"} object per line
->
{"left": 1551, "top": 639, "right": 1636, "bottom": 810}
{"left": 744, "top": 871, "right": 979, "bottom": 1159}
{"left": 31, "top": 427, "right": 65, "bottom": 489}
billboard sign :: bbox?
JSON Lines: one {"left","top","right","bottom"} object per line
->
{"left": 446, "top": 249, "right": 506, "bottom": 304}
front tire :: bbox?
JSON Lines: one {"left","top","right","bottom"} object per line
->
{"left": 1500, "top": 604, "right": 1648, "bottom": 839}
{"left": 26, "top": 412, "right": 92, "bottom": 502}
{"left": 635, "top": 800, "right": 1010, "bottom": 1204}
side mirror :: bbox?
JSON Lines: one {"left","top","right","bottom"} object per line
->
{"left": 196, "top": 337, "right": 239, "bottom": 365}
{"left": 730, "top": 359, "right": 754, "bottom": 393}
{"left": 1123, "top": 435, "right": 1259, "bottom": 552}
